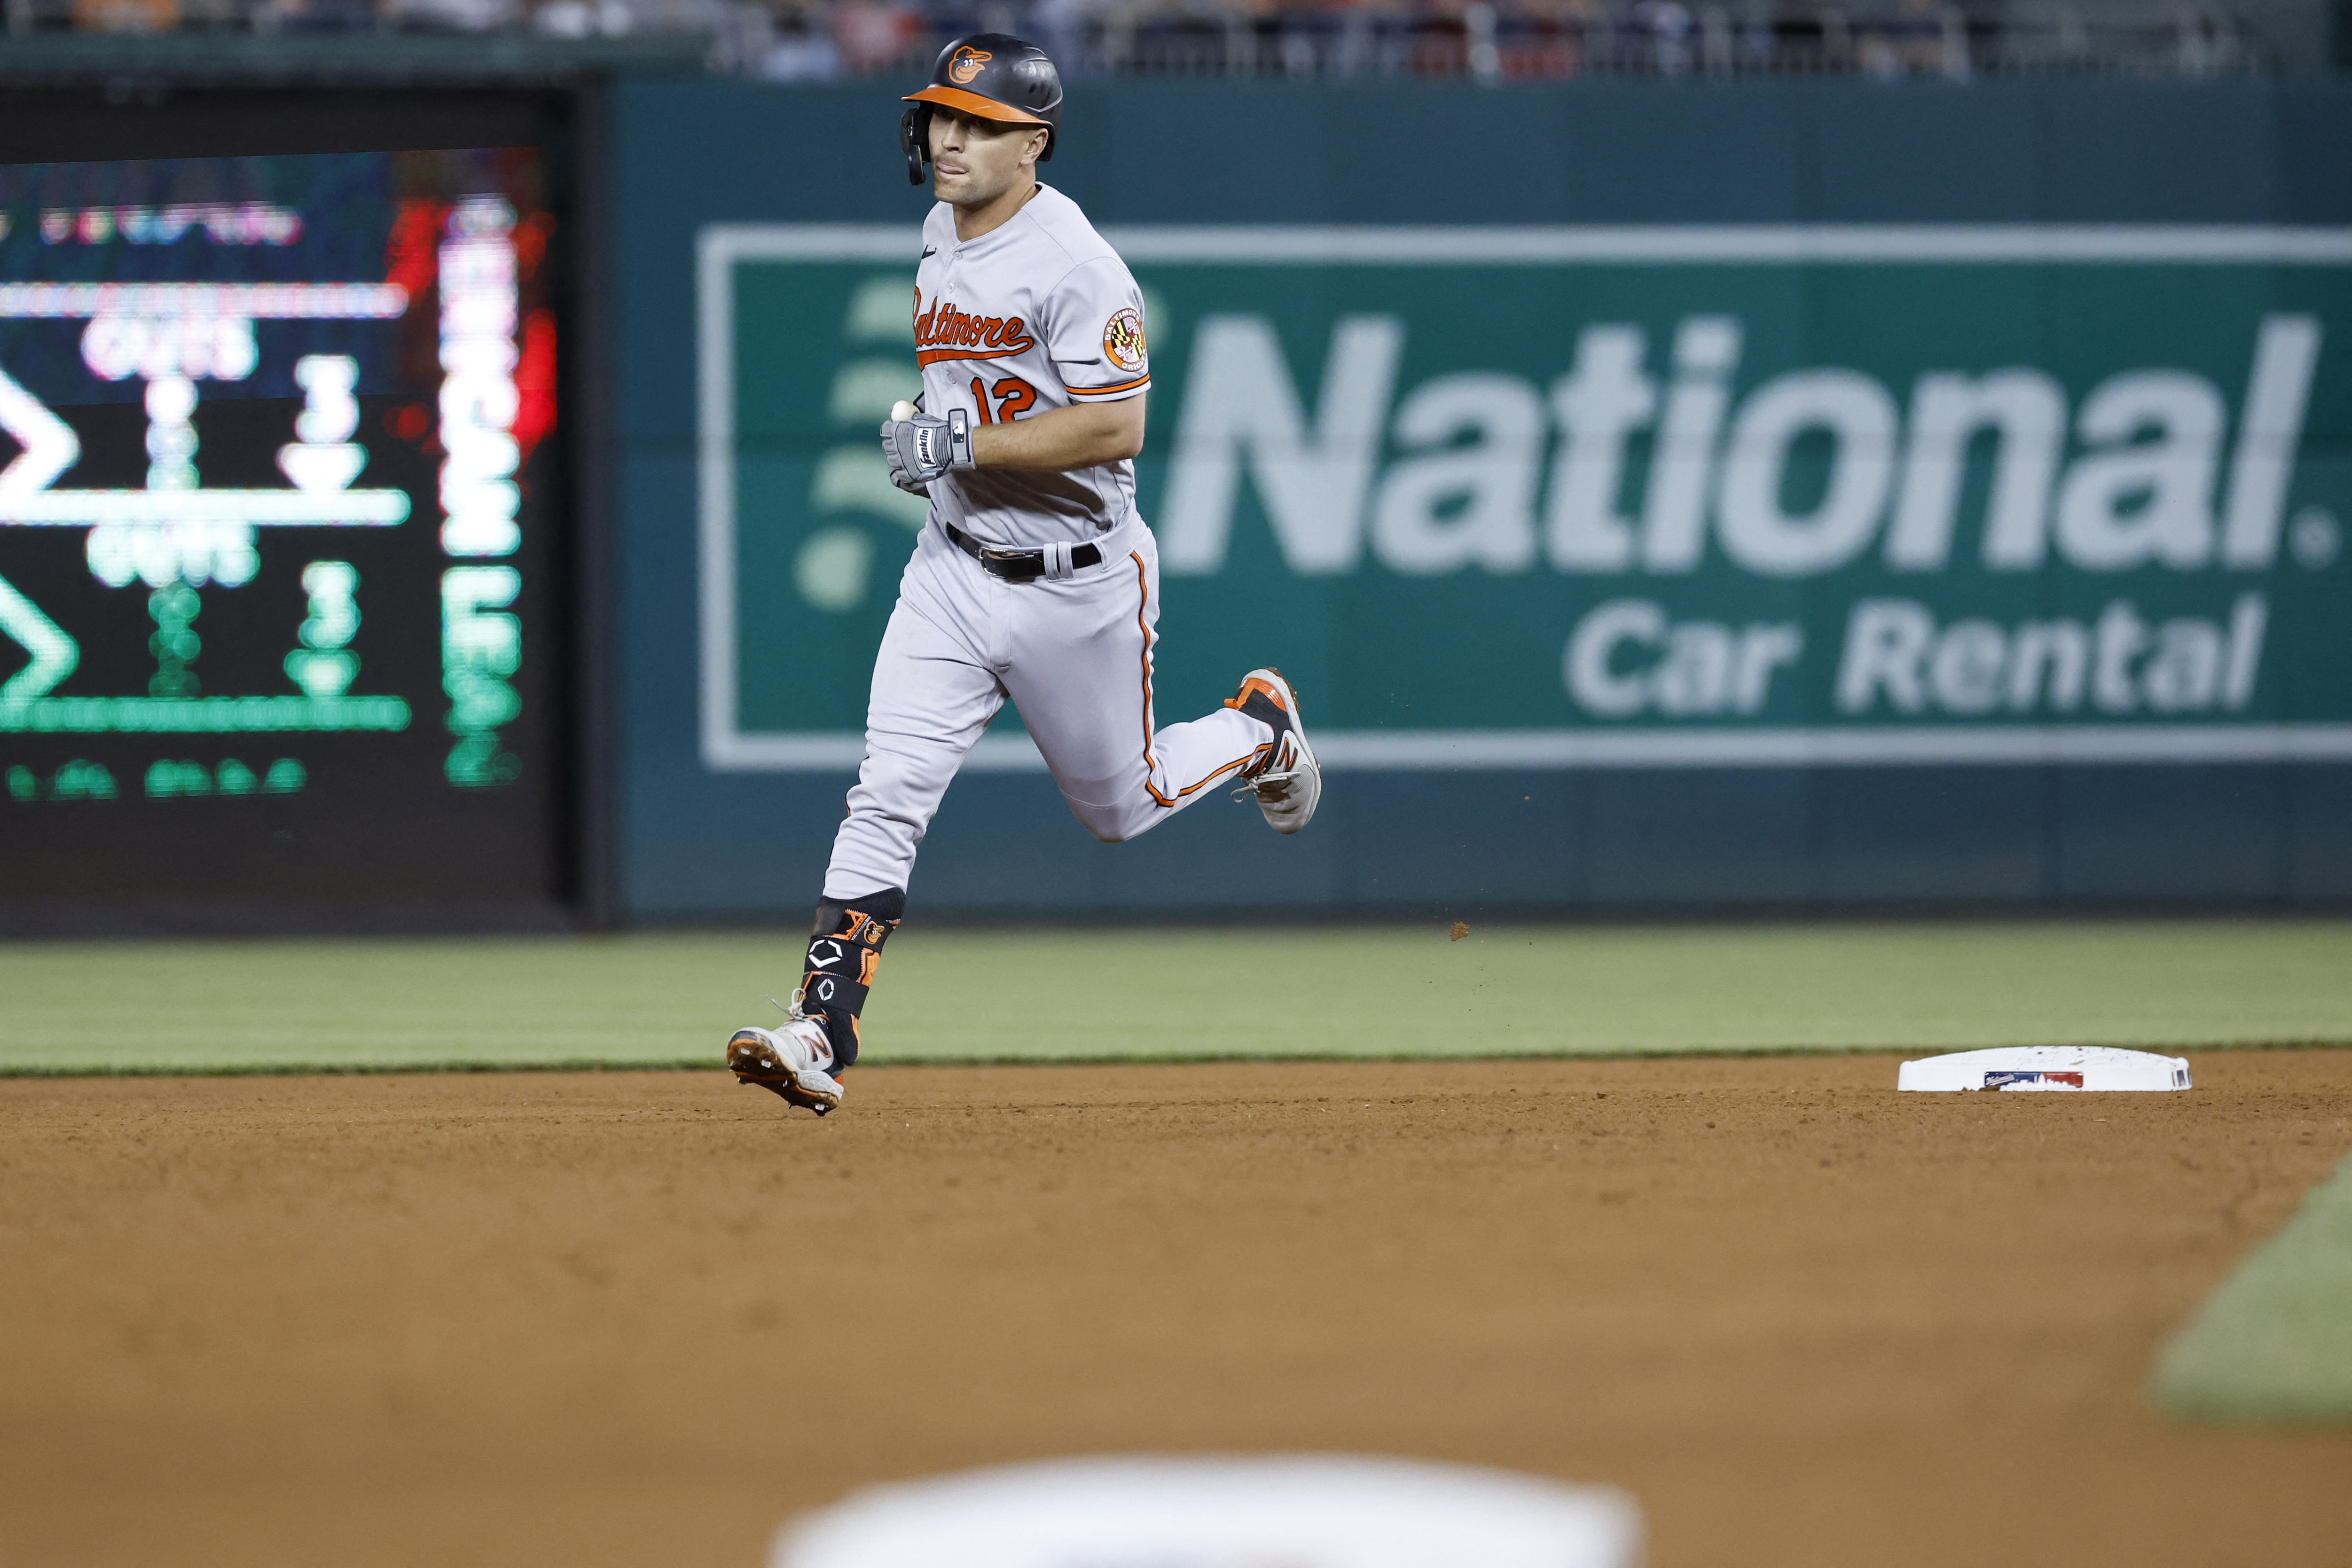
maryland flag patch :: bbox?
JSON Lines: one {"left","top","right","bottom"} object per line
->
{"left": 1103, "top": 307, "right": 1147, "bottom": 373}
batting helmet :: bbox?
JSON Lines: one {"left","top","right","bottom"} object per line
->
{"left": 900, "top": 34, "right": 1063, "bottom": 187}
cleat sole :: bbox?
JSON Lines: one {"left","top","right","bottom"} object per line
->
{"left": 724, "top": 1028, "right": 842, "bottom": 1116}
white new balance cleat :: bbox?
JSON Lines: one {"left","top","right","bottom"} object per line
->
{"left": 726, "top": 1014, "right": 845, "bottom": 1117}
{"left": 1226, "top": 666, "right": 1321, "bottom": 835}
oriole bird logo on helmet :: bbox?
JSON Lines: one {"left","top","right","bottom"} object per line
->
{"left": 899, "top": 33, "right": 1066, "bottom": 185}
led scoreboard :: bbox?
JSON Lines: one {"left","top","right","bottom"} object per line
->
{"left": 0, "top": 145, "right": 568, "bottom": 921}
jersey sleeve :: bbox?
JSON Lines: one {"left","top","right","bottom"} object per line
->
{"left": 1045, "top": 256, "right": 1151, "bottom": 402}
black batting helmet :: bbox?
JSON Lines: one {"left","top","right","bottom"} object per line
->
{"left": 900, "top": 34, "right": 1063, "bottom": 187}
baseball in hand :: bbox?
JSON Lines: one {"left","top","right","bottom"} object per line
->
{"left": 890, "top": 400, "right": 916, "bottom": 422}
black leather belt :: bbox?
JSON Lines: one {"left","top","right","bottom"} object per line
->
{"left": 944, "top": 521, "right": 1101, "bottom": 583}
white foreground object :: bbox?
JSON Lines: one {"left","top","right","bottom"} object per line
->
{"left": 772, "top": 1455, "right": 1644, "bottom": 1568}
{"left": 1897, "top": 1045, "right": 2192, "bottom": 1092}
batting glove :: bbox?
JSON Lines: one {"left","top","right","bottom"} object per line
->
{"left": 882, "top": 407, "right": 972, "bottom": 493}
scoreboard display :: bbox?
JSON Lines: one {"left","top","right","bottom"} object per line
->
{"left": 0, "top": 141, "right": 569, "bottom": 918}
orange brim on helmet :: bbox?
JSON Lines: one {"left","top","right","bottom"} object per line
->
{"left": 901, "top": 85, "right": 1050, "bottom": 126}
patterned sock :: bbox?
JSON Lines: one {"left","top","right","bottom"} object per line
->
{"left": 800, "top": 887, "right": 906, "bottom": 1071}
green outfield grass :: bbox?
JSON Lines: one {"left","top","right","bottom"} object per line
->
{"left": 3, "top": 919, "right": 2350, "bottom": 1075}
{"left": 2156, "top": 1149, "right": 2352, "bottom": 1423}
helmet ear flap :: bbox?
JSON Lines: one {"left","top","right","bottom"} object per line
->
{"left": 900, "top": 104, "right": 931, "bottom": 186}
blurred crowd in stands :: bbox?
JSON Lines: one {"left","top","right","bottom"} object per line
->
{"left": 13, "top": 0, "right": 2273, "bottom": 81}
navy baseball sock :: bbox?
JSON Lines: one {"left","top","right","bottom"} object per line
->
{"left": 800, "top": 887, "right": 906, "bottom": 1071}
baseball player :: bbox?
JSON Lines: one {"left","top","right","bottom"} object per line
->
{"left": 726, "top": 34, "right": 1321, "bottom": 1116}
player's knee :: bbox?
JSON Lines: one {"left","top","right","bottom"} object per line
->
{"left": 1081, "top": 814, "right": 1134, "bottom": 845}
{"left": 1063, "top": 796, "right": 1136, "bottom": 844}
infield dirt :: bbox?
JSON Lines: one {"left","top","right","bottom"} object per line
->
{"left": 4, "top": 1052, "right": 2349, "bottom": 1568}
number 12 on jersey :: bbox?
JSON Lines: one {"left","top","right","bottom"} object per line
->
{"left": 968, "top": 375, "right": 1036, "bottom": 423}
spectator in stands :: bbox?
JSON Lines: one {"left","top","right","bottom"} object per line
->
{"left": 761, "top": 0, "right": 845, "bottom": 73}
{"left": 71, "top": 0, "right": 178, "bottom": 28}
{"left": 831, "top": 0, "right": 920, "bottom": 70}
{"left": 1635, "top": 0, "right": 1693, "bottom": 71}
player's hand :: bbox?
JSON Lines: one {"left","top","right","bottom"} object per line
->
{"left": 882, "top": 401, "right": 972, "bottom": 490}
{"left": 883, "top": 443, "right": 929, "bottom": 495}
{"left": 882, "top": 400, "right": 932, "bottom": 494}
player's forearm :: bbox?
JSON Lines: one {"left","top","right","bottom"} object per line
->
{"left": 971, "top": 398, "right": 1145, "bottom": 471}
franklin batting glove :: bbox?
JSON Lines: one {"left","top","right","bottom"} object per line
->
{"left": 882, "top": 407, "right": 972, "bottom": 492}
{"left": 883, "top": 443, "right": 929, "bottom": 497}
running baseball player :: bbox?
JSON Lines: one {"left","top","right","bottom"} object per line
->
{"left": 725, "top": 34, "right": 1320, "bottom": 1116}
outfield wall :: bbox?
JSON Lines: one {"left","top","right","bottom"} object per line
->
{"left": 612, "top": 79, "right": 2352, "bottom": 919}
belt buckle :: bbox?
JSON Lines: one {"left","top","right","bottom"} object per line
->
{"left": 982, "top": 547, "right": 1042, "bottom": 583}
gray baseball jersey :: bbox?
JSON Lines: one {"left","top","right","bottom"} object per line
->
{"left": 913, "top": 185, "right": 1151, "bottom": 549}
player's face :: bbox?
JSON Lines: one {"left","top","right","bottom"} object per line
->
{"left": 927, "top": 109, "right": 1048, "bottom": 206}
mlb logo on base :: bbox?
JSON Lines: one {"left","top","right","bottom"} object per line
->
{"left": 1898, "top": 1047, "right": 2193, "bottom": 1092}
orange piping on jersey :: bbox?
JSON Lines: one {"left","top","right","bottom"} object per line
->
{"left": 1133, "top": 551, "right": 1177, "bottom": 810}
{"left": 1133, "top": 551, "right": 1269, "bottom": 806}
{"left": 917, "top": 345, "right": 1033, "bottom": 368}
{"left": 1173, "top": 743, "right": 1271, "bottom": 798}
{"left": 1068, "top": 373, "right": 1152, "bottom": 398}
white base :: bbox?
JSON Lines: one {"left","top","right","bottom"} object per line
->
{"left": 1897, "top": 1045, "right": 2192, "bottom": 1092}
{"left": 774, "top": 1456, "right": 1642, "bottom": 1568}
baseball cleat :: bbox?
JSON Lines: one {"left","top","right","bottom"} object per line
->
{"left": 727, "top": 1019, "right": 845, "bottom": 1116}
{"left": 1226, "top": 666, "right": 1321, "bottom": 834}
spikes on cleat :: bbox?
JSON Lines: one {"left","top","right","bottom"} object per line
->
{"left": 723, "top": 1025, "right": 844, "bottom": 1116}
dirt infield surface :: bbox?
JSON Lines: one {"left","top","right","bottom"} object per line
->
{"left": 5, "top": 1052, "right": 2350, "bottom": 1568}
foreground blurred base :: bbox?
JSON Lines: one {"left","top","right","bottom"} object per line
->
{"left": 773, "top": 1454, "right": 1641, "bottom": 1568}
